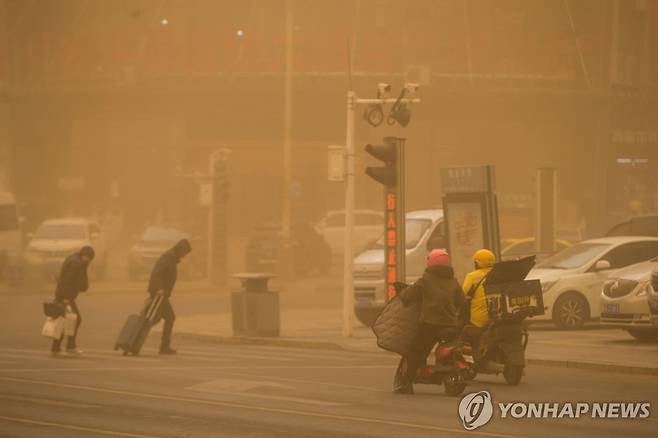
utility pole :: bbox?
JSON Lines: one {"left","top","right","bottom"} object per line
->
{"left": 342, "top": 89, "right": 420, "bottom": 337}
{"left": 280, "top": 0, "right": 295, "bottom": 279}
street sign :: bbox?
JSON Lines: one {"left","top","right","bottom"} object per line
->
{"left": 328, "top": 145, "right": 345, "bottom": 182}
{"left": 442, "top": 165, "right": 500, "bottom": 280}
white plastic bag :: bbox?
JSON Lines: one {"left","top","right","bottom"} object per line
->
{"left": 64, "top": 307, "right": 78, "bottom": 336}
{"left": 41, "top": 317, "right": 65, "bottom": 339}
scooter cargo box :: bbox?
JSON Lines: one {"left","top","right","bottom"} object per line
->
{"left": 483, "top": 256, "right": 545, "bottom": 320}
{"left": 485, "top": 279, "right": 545, "bottom": 320}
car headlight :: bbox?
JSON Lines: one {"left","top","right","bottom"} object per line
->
{"left": 636, "top": 282, "right": 650, "bottom": 297}
{"left": 541, "top": 280, "right": 557, "bottom": 293}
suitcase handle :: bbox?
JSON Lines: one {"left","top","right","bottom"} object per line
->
{"left": 142, "top": 295, "right": 163, "bottom": 322}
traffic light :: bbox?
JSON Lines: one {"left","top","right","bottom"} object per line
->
{"left": 364, "top": 137, "right": 406, "bottom": 300}
{"left": 364, "top": 136, "right": 399, "bottom": 186}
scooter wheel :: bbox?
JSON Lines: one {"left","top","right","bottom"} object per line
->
{"left": 503, "top": 365, "right": 524, "bottom": 385}
{"left": 444, "top": 375, "right": 467, "bottom": 397}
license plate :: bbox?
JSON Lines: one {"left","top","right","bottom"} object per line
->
{"left": 604, "top": 303, "right": 620, "bottom": 314}
{"left": 463, "top": 354, "right": 474, "bottom": 364}
{"left": 509, "top": 295, "right": 531, "bottom": 307}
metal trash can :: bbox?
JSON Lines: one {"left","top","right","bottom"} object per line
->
{"left": 231, "top": 273, "right": 280, "bottom": 337}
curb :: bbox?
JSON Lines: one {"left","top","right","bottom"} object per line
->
{"left": 176, "top": 331, "right": 658, "bottom": 376}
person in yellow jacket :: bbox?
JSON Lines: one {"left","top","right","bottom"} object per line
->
{"left": 462, "top": 249, "right": 496, "bottom": 328}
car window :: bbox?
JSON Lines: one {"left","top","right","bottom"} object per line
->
{"left": 607, "top": 221, "right": 631, "bottom": 237}
{"left": 373, "top": 219, "right": 432, "bottom": 249}
{"left": 536, "top": 243, "right": 610, "bottom": 270}
{"left": 506, "top": 241, "right": 534, "bottom": 255}
{"left": 325, "top": 214, "right": 345, "bottom": 227}
{"left": 355, "top": 213, "right": 382, "bottom": 226}
{"left": 600, "top": 242, "right": 658, "bottom": 269}
{"left": 35, "top": 224, "right": 86, "bottom": 240}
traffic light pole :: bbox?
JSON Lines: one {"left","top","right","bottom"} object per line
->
{"left": 342, "top": 92, "right": 419, "bottom": 338}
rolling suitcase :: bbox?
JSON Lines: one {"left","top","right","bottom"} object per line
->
{"left": 115, "top": 295, "right": 163, "bottom": 356}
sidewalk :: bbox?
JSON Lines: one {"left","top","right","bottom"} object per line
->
{"left": 173, "top": 309, "right": 658, "bottom": 376}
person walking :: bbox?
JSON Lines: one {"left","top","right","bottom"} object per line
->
{"left": 51, "top": 246, "right": 95, "bottom": 357}
{"left": 147, "top": 238, "right": 192, "bottom": 355}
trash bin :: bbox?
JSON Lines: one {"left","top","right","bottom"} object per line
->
{"left": 231, "top": 273, "right": 280, "bottom": 337}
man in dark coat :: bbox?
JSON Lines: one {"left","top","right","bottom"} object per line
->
{"left": 51, "top": 246, "right": 95, "bottom": 356}
{"left": 395, "top": 248, "right": 465, "bottom": 394}
{"left": 147, "top": 238, "right": 192, "bottom": 354}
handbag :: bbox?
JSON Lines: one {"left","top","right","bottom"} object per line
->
{"left": 41, "top": 317, "right": 65, "bottom": 339}
{"left": 64, "top": 306, "right": 78, "bottom": 336}
{"left": 43, "top": 302, "right": 65, "bottom": 318}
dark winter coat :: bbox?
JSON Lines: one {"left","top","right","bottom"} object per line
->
{"left": 147, "top": 239, "right": 192, "bottom": 297}
{"left": 54, "top": 252, "right": 90, "bottom": 301}
{"left": 399, "top": 264, "right": 465, "bottom": 326}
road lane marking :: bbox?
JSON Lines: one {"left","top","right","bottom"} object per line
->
{"left": 0, "top": 376, "right": 520, "bottom": 438}
{"left": 0, "top": 364, "right": 393, "bottom": 373}
{"left": 186, "top": 378, "right": 345, "bottom": 406}
{"left": 217, "top": 370, "right": 388, "bottom": 393}
{"left": 0, "top": 393, "right": 97, "bottom": 408}
{"left": 0, "top": 415, "right": 162, "bottom": 438}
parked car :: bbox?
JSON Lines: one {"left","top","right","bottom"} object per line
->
{"left": 0, "top": 192, "right": 23, "bottom": 283}
{"left": 24, "top": 217, "right": 108, "bottom": 280}
{"left": 527, "top": 236, "right": 658, "bottom": 329}
{"left": 314, "top": 210, "right": 384, "bottom": 257}
{"left": 352, "top": 209, "right": 447, "bottom": 326}
{"left": 500, "top": 238, "right": 572, "bottom": 261}
{"left": 128, "top": 225, "right": 205, "bottom": 280}
{"left": 606, "top": 214, "right": 658, "bottom": 237}
{"left": 245, "top": 222, "right": 331, "bottom": 277}
{"left": 600, "top": 259, "right": 658, "bottom": 340}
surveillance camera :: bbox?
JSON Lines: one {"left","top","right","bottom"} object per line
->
{"left": 404, "top": 83, "right": 420, "bottom": 94}
{"left": 377, "top": 83, "right": 392, "bottom": 98}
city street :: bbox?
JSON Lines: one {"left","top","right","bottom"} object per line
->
{"left": 1, "top": 288, "right": 657, "bottom": 437}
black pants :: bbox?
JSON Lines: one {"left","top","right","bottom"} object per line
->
{"left": 155, "top": 297, "right": 176, "bottom": 348}
{"left": 404, "top": 323, "right": 456, "bottom": 384}
{"left": 51, "top": 300, "right": 82, "bottom": 352}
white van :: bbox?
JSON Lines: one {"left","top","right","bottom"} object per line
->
{"left": 0, "top": 192, "right": 22, "bottom": 280}
{"left": 352, "top": 209, "right": 446, "bottom": 326}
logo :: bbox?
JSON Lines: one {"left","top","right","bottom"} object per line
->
{"left": 459, "top": 391, "right": 493, "bottom": 431}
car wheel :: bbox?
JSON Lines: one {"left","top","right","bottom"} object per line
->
{"left": 626, "top": 329, "right": 658, "bottom": 341}
{"left": 552, "top": 293, "right": 589, "bottom": 329}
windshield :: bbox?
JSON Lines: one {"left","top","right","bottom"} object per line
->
{"left": 536, "top": 243, "right": 611, "bottom": 270}
{"left": 141, "top": 227, "right": 187, "bottom": 243}
{"left": 35, "top": 223, "right": 86, "bottom": 240}
{"left": 373, "top": 219, "right": 432, "bottom": 250}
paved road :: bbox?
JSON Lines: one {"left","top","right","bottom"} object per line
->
{"left": 0, "top": 341, "right": 657, "bottom": 438}
{"left": 1, "top": 289, "right": 657, "bottom": 437}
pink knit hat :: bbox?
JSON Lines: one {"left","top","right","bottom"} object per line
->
{"left": 427, "top": 248, "right": 450, "bottom": 267}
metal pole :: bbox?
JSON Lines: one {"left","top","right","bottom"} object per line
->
{"left": 281, "top": 0, "right": 294, "bottom": 278}
{"left": 343, "top": 91, "right": 356, "bottom": 338}
{"left": 207, "top": 154, "right": 215, "bottom": 283}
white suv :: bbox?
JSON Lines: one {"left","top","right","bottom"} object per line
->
{"left": 24, "top": 218, "right": 108, "bottom": 280}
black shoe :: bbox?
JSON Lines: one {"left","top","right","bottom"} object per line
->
{"left": 393, "top": 383, "right": 415, "bottom": 395}
{"left": 159, "top": 347, "right": 177, "bottom": 355}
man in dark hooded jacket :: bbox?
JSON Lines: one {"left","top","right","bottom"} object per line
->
{"left": 51, "top": 246, "right": 95, "bottom": 356}
{"left": 395, "top": 248, "right": 465, "bottom": 394}
{"left": 147, "top": 238, "right": 192, "bottom": 354}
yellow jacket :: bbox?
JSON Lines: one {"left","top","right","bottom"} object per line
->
{"left": 462, "top": 267, "right": 492, "bottom": 327}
